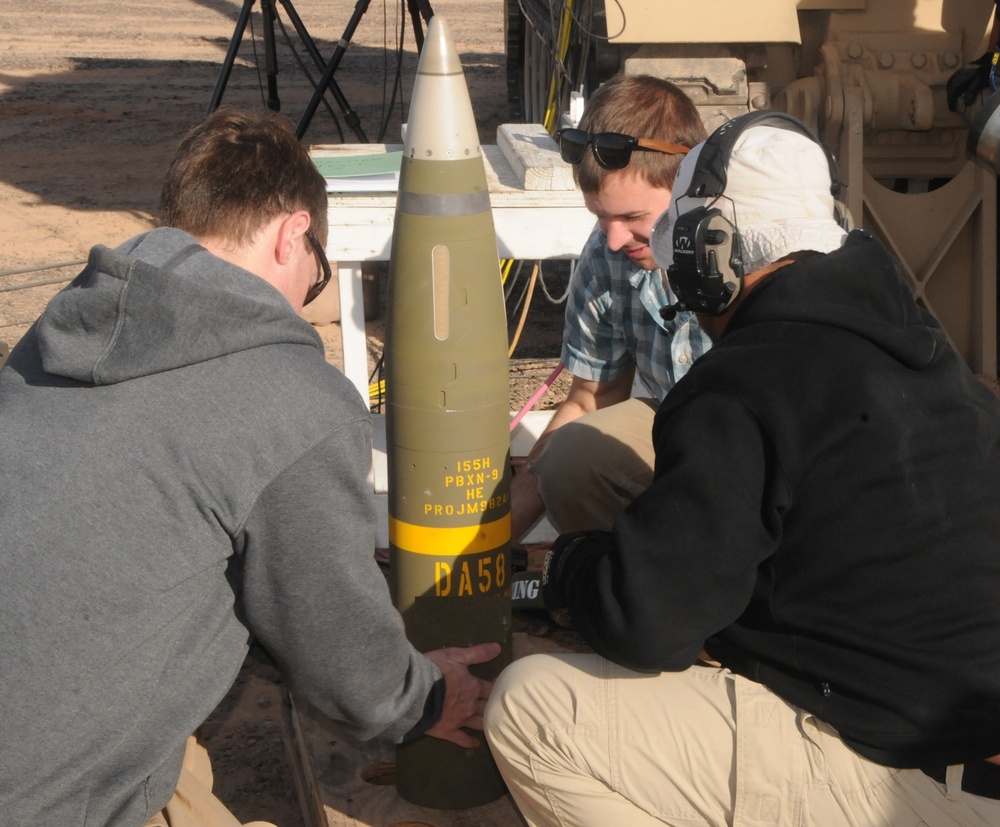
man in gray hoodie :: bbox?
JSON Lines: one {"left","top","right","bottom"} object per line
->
{"left": 0, "top": 107, "right": 498, "bottom": 827}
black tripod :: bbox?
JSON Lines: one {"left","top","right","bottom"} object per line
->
{"left": 207, "top": 0, "right": 370, "bottom": 141}
{"left": 293, "top": 0, "right": 434, "bottom": 140}
{"left": 405, "top": 0, "right": 434, "bottom": 51}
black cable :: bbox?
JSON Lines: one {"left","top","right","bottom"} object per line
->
{"left": 0, "top": 260, "right": 86, "bottom": 279}
{"left": 369, "top": 353, "right": 386, "bottom": 412}
{"left": 248, "top": 11, "right": 267, "bottom": 108}
{"left": 574, "top": 0, "right": 593, "bottom": 92}
{"left": 379, "top": 0, "right": 390, "bottom": 138}
{"left": 243, "top": 3, "right": 349, "bottom": 141}
{"left": 376, "top": 0, "right": 408, "bottom": 143}
{"left": 0, "top": 275, "right": 76, "bottom": 293}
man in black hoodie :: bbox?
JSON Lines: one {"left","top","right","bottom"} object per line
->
{"left": 485, "top": 112, "right": 1000, "bottom": 826}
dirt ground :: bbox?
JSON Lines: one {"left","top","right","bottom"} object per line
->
{"left": 0, "top": 2, "right": 573, "bottom": 824}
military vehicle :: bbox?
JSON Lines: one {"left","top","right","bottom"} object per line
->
{"left": 505, "top": 0, "right": 998, "bottom": 375}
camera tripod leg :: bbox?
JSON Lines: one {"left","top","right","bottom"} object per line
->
{"left": 406, "top": 0, "right": 434, "bottom": 51}
{"left": 207, "top": 0, "right": 255, "bottom": 115}
{"left": 294, "top": 0, "right": 374, "bottom": 140}
{"left": 208, "top": 0, "right": 435, "bottom": 139}
{"left": 260, "top": 0, "right": 281, "bottom": 110}
{"left": 277, "top": 0, "right": 367, "bottom": 142}
{"left": 206, "top": 0, "right": 281, "bottom": 114}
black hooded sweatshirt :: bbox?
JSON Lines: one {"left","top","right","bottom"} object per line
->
{"left": 549, "top": 231, "right": 1000, "bottom": 768}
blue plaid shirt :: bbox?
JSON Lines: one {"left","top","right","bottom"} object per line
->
{"left": 561, "top": 228, "right": 712, "bottom": 403}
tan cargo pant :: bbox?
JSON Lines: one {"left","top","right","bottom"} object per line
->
{"left": 530, "top": 397, "right": 657, "bottom": 534}
{"left": 485, "top": 654, "right": 1000, "bottom": 827}
{"left": 142, "top": 736, "right": 276, "bottom": 827}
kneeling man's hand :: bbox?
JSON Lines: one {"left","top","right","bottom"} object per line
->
{"left": 424, "top": 643, "right": 501, "bottom": 748}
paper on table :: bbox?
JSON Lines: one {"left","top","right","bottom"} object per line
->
{"left": 313, "top": 151, "right": 403, "bottom": 193}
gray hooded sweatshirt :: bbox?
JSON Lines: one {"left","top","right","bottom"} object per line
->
{"left": 0, "top": 228, "right": 440, "bottom": 826}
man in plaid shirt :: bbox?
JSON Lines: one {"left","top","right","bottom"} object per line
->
{"left": 511, "top": 74, "right": 712, "bottom": 543}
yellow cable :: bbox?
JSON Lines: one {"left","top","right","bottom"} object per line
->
{"left": 543, "top": 0, "right": 575, "bottom": 133}
{"left": 545, "top": 6, "right": 567, "bottom": 132}
{"left": 508, "top": 262, "right": 540, "bottom": 358}
{"left": 501, "top": 257, "right": 514, "bottom": 285}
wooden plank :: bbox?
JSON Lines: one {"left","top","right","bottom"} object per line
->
{"left": 282, "top": 693, "right": 332, "bottom": 827}
{"left": 496, "top": 124, "right": 576, "bottom": 192}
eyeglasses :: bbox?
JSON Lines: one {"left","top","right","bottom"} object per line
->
{"left": 555, "top": 128, "right": 691, "bottom": 170}
{"left": 303, "top": 228, "right": 333, "bottom": 306}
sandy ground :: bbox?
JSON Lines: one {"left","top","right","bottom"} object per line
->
{"left": 0, "top": 2, "right": 572, "bottom": 824}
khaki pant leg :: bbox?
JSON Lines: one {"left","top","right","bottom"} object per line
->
{"left": 485, "top": 654, "right": 1000, "bottom": 827}
{"left": 485, "top": 654, "right": 737, "bottom": 826}
{"left": 531, "top": 397, "right": 657, "bottom": 534}
{"left": 792, "top": 710, "right": 1000, "bottom": 827}
{"left": 143, "top": 735, "right": 276, "bottom": 827}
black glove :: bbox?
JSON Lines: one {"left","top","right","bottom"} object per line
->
{"left": 947, "top": 52, "right": 997, "bottom": 111}
{"left": 541, "top": 533, "right": 591, "bottom": 629}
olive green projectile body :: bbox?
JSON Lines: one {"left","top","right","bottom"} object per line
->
{"left": 384, "top": 16, "right": 512, "bottom": 809}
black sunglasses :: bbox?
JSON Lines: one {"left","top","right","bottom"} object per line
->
{"left": 555, "top": 128, "right": 691, "bottom": 170}
{"left": 303, "top": 228, "right": 333, "bottom": 306}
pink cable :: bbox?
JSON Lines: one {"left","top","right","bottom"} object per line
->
{"left": 510, "top": 363, "right": 565, "bottom": 431}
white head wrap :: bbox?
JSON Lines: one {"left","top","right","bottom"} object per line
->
{"left": 651, "top": 125, "right": 847, "bottom": 274}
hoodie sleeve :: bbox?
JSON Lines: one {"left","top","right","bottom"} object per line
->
{"left": 237, "top": 416, "right": 441, "bottom": 743}
{"left": 550, "top": 391, "right": 790, "bottom": 672}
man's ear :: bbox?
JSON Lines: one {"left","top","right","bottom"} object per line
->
{"left": 273, "top": 210, "right": 311, "bottom": 267}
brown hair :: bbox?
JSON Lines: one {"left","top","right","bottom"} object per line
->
{"left": 575, "top": 74, "right": 706, "bottom": 194}
{"left": 159, "top": 106, "right": 328, "bottom": 245}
